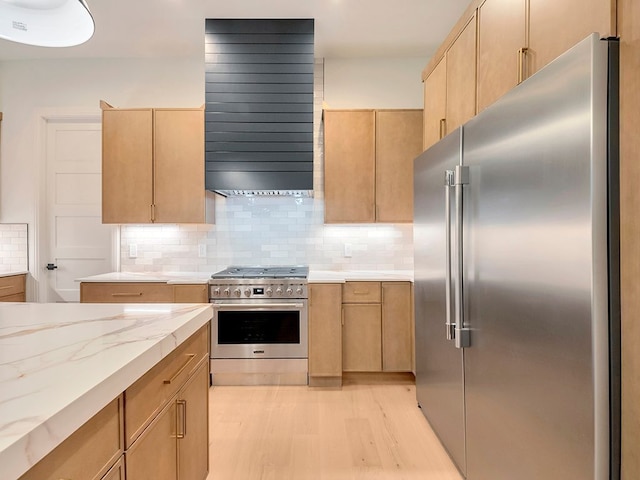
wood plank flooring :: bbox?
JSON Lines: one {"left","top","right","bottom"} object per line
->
{"left": 207, "top": 374, "right": 463, "bottom": 480}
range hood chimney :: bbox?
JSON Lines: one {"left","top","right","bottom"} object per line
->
{"left": 204, "top": 19, "right": 314, "bottom": 197}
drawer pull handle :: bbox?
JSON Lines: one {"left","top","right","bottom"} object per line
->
{"left": 164, "top": 354, "right": 196, "bottom": 385}
{"left": 177, "top": 399, "right": 187, "bottom": 438}
{"left": 111, "top": 292, "right": 143, "bottom": 297}
{"left": 0, "top": 286, "right": 13, "bottom": 290}
{"left": 352, "top": 291, "right": 370, "bottom": 295}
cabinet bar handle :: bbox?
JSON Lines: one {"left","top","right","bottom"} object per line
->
{"left": 517, "top": 47, "right": 529, "bottom": 84}
{"left": 164, "top": 354, "right": 196, "bottom": 385}
{"left": 352, "top": 291, "right": 370, "bottom": 295}
{"left": 176, "top": 399, "right": 187, "bottom": 438}
{"left": 439, "top": 118, "right": 446, "bottom": 139}
{"left": 151, "top": 204, "right": 155, "bottom": 222}
{"left": 341, "top": 307, "right": 345, "bottom": 326}
{"left": 111, "top": 292, "right": 143, "bottom": 297}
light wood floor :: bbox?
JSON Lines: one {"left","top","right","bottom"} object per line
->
{"left": 206, "top": 374, "right": 463, "bottom": 480}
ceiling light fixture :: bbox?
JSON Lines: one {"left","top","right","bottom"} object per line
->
{"left": 0, "top": 0, "right": 94, "bottom": 47}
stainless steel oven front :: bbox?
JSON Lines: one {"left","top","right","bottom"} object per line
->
{"left": 209, "top": 278, "right": 308, "bottom": 385}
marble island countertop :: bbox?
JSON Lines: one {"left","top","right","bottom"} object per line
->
{"left": 0, "top": 302, "right": 213, "bottom": 480}
{"left": 77, "top": 269, "right": 414, "bottom": 284}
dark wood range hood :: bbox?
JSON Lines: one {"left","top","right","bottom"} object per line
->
{"left": 204, "top": 19, "right": 314, "bottom": 197}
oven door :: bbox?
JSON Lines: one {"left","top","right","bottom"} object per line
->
{"left": 211, "top": 299, "right": 308, "bottom": 359}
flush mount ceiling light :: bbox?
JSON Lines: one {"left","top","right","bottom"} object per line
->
{"left": 0, "top": 0, "right": 94, "bottom": 47}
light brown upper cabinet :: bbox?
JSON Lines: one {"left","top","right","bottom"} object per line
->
{"left": 528, "top": 0, "right": 616, "bottom": 75}
{"left": 324, "top": 109, "right": 422, "bottom": 223}
{"left": 477, "top": 0, "right": 527, "bottom": 112}
{"left": 422, "top": 14, "right": 477, "bottom": 150}
{"left": 101, "top": 102, "right": 214, "bottom": 224}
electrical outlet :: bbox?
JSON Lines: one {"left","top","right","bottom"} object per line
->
{"left": 198, "top": 244, "right": 207, "bottom": 258}
{"left": 129, "top": 244, "right": 137, "bottom": 258}
{"left": 344, "top": 243, "right": 353, "bottom": 257}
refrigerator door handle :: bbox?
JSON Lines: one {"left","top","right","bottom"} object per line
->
{"left": 445, "top": 169, "right": 456, "bottom": 341}
{"left": 454, "top": 165, "right": 471, "bottom": 349}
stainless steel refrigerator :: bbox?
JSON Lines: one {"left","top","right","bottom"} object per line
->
{"left": 413, "top": 34, "right": 620, "bottom": 480}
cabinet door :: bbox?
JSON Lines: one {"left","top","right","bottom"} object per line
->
{"left": 324, "top": 110, "right": 376, "bottom": 223}
{"left": 102, "top": 109, "right": 153, "bottom": 224}
{"left": 446, "top": 13, "right": 477, "bottom": 133}
{"left": 102, "top": 457, "right": 124, "bottom": 480}
{"left": 529, "top": 0, "right": 616, "bottom": 75}
{"left": 375, "top": 110, "right": 423, "bottom": 223}
{"left": 342, "top": 304, "right": 382, "bottom": 372}
{"left": 381, "top": 282, "right": 413, "bottom": 372}
{"left": 173, "top": 284, "right": 209, "bottom": 303}
{"left": 477, "top": 0, "right": 527, "bottom": 112}
{"left": 308, "top": 284, "right": 343, "bottom": 378}
{"left": 125, "top": 399, "right": 177, "bottom": 480}
{"left": 154, "top": 109, "right": 206, "bottom": 224}
{"left": 423, "top": 57, "right": 447, "bottom": 150}
{"left": 178, "top": 361, "right": 209, "bottom": 480}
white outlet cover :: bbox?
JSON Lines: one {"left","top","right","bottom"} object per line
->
{"left": 129, "top": 244, "right": 137, "bottom": 258}
{"left": 198, "top": 244, "right": 207, "bottom": 257}
{"left": 344, "top": 243, "right": 353, "bottom": 257}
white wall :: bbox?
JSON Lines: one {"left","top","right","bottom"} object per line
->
{"left": 0, "top": 55, "right": 423, "bottom": 281}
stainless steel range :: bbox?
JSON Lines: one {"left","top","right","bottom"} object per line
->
{"left": 209, "top": 266, "right": 309, "bottom": 385}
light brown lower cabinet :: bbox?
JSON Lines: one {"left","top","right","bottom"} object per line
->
{"left": 18, "top": 396, "right": 123, "bottom": 480}
{"left": 126, "top": 361, "right": 209, "bottom": 480}
{"left": 0, "top": 273, "right": 26, "bottom": 302}
{"left": 308, "top": 283, "right": 343, "bottom": 386}
{"left": 102, "top": 457, "right": 125, "bottom": 480}
{"left": 341, "top": 281, "right": 413, "bottom": 373}
{"left": 80, "top": 282, "right": 209, "bottom": 303}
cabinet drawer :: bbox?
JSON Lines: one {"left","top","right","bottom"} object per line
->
{"left": 0, "top": 274, "right": 25, "bottom": 298}
{"left": 342, "top": 282, "right": 381, "bottom": 303}
{"left": 124, "top": 324, "right": 209, "bottom": 447}
{"left": 19, "top": 396, "right": 123, "bottom": 480}
{"left": 81, "top": 282, "right": 173, "bottom": 303}
{"left": 0, "top": 292, "right": 25, "bottom": 302}
{"left": 173, "top": 284, "right": 208, "bottom": 303}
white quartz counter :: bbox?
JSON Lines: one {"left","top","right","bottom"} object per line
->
{"left": 77, "top": 270, "right": 414, "bottom": 284}
{"left": 0, "top": 271, "right": 28, "bottom": 279}
{"left": 308, "top": 270, "right": 414, "bottom": 283}
{"left": 0, "top": 302, "right": 213, "bottom": 480}
{"left": 76, "top": 271, "right": 212, "bottom": 284}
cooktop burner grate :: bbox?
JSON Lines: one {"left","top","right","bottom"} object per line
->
{"left": 210, "top": 265, "right": 309, "bottom": 280}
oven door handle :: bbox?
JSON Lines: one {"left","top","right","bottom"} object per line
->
{"left": 211, "top": 303, "right": 305, "bottom": 309}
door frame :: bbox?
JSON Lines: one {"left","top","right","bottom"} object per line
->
{"left": 35, "top": 110, "right": 120, "bottom": 302}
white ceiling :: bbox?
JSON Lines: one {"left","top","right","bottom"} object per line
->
{"left": 0, "top": 0, "right": 471, "bottom": 61}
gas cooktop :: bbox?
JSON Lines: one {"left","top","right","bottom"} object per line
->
{"left": 210, "top": 266, "right": 309, "bottom": 280}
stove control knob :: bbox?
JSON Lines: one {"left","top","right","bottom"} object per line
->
{"left": 266, "top": 288, "right": 273, "bottom": 297}
{"left": 213, "top": 287, "right": 221, "bottom": 296}
{"left": 223, "top": 288, "right": 231, "bottom": 297}
{"left": 276, "top": 287, "right": 283, "bottom": 296}
{"left": 233, "top": 288, "right": 241, "bottom": 297}
{"left": 244, "top": 288, "right": 251, "bottom": 297}
{"left": 296, "top": 287, "right": 303, "bottom": 295}
{"left": 286, "top": 287, "right": 293, "bottom": 296}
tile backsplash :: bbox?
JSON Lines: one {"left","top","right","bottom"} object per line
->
{"left": 0, "top": 224, "right": 28, "bottom": 273}
{"left": 120, "top": 196, "right": 413, "bottom": 273}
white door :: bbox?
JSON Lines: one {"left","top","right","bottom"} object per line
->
{"left": 41, "top": 119, "right": 116, "bottom": 302}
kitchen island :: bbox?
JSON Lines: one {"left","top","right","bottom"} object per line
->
{"left": 0, "top": 302, "right": 212, "bottom": 480}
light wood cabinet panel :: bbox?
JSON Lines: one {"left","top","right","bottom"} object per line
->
{"left": 529, "top": 0, "right": 616, "bottom": 75}
{"left": 154, "top": 109, "right": 206, "bottom": 224}
{"left": 381, "top": 282, "right": 413, "bottom": 372}
{"left": 343, "top": 281, "right": 381, "bottom": 304}
{"left": 446, "top": 13, "right": 477, "bottom": 133}
{"left": 0, "top": 273, "right": 26, "bottom": 302}
{"left": 342, "top": 303, "right": 382, "bottom": 372}
{"left": 324, "top": 110, "right": 376, "bottom": 223}
{"left": 375, "top": 110, "right": 423, "bottom": 222}
{"left": 102, "top": 108, "right": 154, "bottom": 224}
{"left": 308, "top": 283, "right": 343, "bottom": 382}
{"left": 177, "top": 362, "right": 209, "bottom": 480}
{"left": 126, "top": 396, "right": 178, "bottom": 480}
{"left": 477, "top": 0, "right": 527, "bottom": 112}
{"left": 19, "top": 396, "right": 123, "bottom": 480}
{"left": 124, "top": 324, "right": 208, "bottom": 448}
{"left": 423, "top": 57, "right": 447, "bottom": 150}
{"left": 173, "top": 284, "right": 209, "bottom": 303}
{"left": 80, "top": 282, "right": 173, "bottom": 303}
{"left": 101, "top": 104, "right": 213, "bottom": 225}
{"left": 102, "top": 457, "right": 124, "bottom": 480}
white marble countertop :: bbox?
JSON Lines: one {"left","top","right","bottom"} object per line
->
{"left": 0, "top": 271, "right": 28, "bottom": 279}
{"left": 0, "top": 302, "right": 213, "bottom": 480}
{"left": 77, "top": 269, "right": 414, "bottom": 284}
